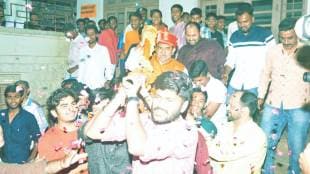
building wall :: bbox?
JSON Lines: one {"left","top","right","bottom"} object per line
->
{"left": 0, "top": 27, "right": 68, "bottom": 109}
{"left": 77, "top": 0, "right": 104, "bottom": 23}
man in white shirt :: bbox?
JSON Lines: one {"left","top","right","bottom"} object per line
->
{"left": 189, "top": 60, "right": 227, "bottom": 129}
{"left": 64, "top": 24, "right": 87, "bottom": 79}
{"left": 206, "top": 91, "right": 267, "bottom": 174}
{"left": 77, "top": 25, "right": 115, "bottom": 89}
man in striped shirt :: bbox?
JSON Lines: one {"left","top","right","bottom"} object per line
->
{"left": 222, "top": 2, "right": 275, "bottom": 100}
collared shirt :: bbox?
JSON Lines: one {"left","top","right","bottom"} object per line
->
{"left": 22, "top": 98, "right": 48, "bottom": 133}
{"left": 68, "top": 34, "right": 87, "bottom": 78}
{"left": 201, "top": 76, "right": 227, "bottom": 128}
{"left": 178, "top": 38, "right": 226, "bottom": 79}
{"left": 132, "top": 116, "right": 198, "bottom": 174}
{"left": 78, "top": 43, "right": 115, "bottom": 89}
{"left": 169, "top": 21, "right": 186, "bottom": 49}
{"left": 0, "top": 108, "right": 41, "bottom": 163}
{"left": 200, "top": 27, "right": 224, "bottom": 48}
{"left": 207, "top": 120, "right": 267, "bottom": 174}
{"left": 258, "top": 43, "right": 310, "bottom": 109}
{"left": 149, "top": 55, "right": 187, "bottom": 84}
{"left": 225, "top": 25, "right": 276, "bottom": 90}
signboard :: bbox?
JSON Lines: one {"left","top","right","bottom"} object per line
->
{"left": 80, "top": 4, "right": 97, "bottom": 18}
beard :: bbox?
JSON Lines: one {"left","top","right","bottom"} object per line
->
{"left": 151, "top": 107, "right": 180, "bottom": 124}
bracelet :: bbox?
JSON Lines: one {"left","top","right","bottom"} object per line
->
{"left": 127, "top": 96, "right": 139, "bottom": 102}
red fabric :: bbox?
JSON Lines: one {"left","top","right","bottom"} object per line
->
{"left": 98, "top": 29, "right": 118, "bottom": 64}
{"left": 195, "top": 131, "right": 213, "bottom": 174}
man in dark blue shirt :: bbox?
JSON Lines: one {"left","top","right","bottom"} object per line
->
{"left": 0, "top": 84, "right": 41, "bottom": 164}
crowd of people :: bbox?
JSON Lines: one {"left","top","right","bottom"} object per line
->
{"left": 0, "top": 2, "right": 309, "bottom": 174}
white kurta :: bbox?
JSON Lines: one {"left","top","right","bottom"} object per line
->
{"left": 78, "top": 43, "right": 115, "bottom": 89}
{"left": 67, "top": 34, "right": 87, "bottom": 78}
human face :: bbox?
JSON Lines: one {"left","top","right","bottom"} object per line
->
{"left": 130, "top": 16, "right": 140, "bottom": 30}
{"left": 171, "top": 7, "right": 182, "bottom": 23}
{"left": 185, "top": 26, "right": 200, "bottom": 45}
{"left": 156, "top": 43, "right": 175, "bottom": 63}
{"left": 192, "top": 76, "right": 208, "bottom": 88}
{"left": 5, "top": 92, "right": 23, "bottom": 110}
{"left": 16, "top": 84, "right": 29, "bottom": 102}
{"left": 151, "top": 12, "right": 162, "bottom": 26}
{"left": 77, "top": 21, "right": 85, "bottom": 33}
{"left": 86, "top": 28, "right": 97, "bottom": 45}
{"left": 139, "top": 10, "right": 147, "bottom": 21}
{"left": 237, "top": 13, "right": 253, "bottom": 34}
{"left": 191, "top": 14, "right": 201, "bottom": 23}
{"left": 227, "top": 92, "right": 243, "bottom": 121}
{"left": 190, "top": 92, "right": 206, "bottom": 115}
{"left": 206, "top": 16, "right": 217, "bottom": 30}
{"left": 182, "top": 14, "right": 190, "bottom": 24}
{"left": 279, "top": 29, "right": 298, "bottom": 50}
{"left": 109, "top": 19, "right": 118, "bottom": 31}
{"left": 217, "top": 19, "right": 225, "bottom": 31}
{"left": 53, "top": 96, "right": 78, "bottom": 123}
{"left": 65, "top": 31, "right": 77, "bottom": 40}
{"left": 151, "top": 89, "right": 184, "bottom": 124}
{"left": 99, "top": 21, "right": 106, "bottom": 31}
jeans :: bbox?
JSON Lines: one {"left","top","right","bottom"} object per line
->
{"left": 260, "top": 104, "right": 310, "bottom": 174}
{"left": 226, "top": 85, "right": 258, "bottom": 104}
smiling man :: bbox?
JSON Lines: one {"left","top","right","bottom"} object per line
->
{"left": 0, "top": 84, "right": 40, "bottom": 164}
{"left": 123, "top": 71, "right": 198, "bottom": 174}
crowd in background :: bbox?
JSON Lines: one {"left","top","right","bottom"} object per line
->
{"left": 0, "top": 2, "right": 309, "bottom": 174}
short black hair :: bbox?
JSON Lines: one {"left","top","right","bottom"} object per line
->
{"left": 185, "top": 21, "right": 201, "bottom": 33}
{"left": 189, "top": 60, "right": 209, "bottom": 79}
{"left": 76, "top": 18, "right": 85, "bottom": 25}
{"left": 15, "top": 80, "right": 30, "bottom": 90}
{"left": 129, "top": 12, "right": 142, "bottom": 20}
{"left": 136, "top": 7, "right": 147, "bottom": 13}
{"left": 46, "top": 88, "right": 78, "bottom": 125}
{"left": 107, "top": 16, "right": 117, "bottom": 23}
{"left": 171, "top": 4, "right": 183, "bottom": 13}
{"left": 190, "top": 8, "right": 202, "bottom": 17}
{"left": 85, "top": 24, "right": 98, "bottom": 33}
{"left": 61, "top": 78, "right": 78, "bottom": 88}
{"left": 235, "top": 2, "right": 254, "bottom": 17}
{"left": 206, "top": 12, "right": 217, "bottom": 19}
{"left": 98, "top": 19, "right": 106, "bottom": 25}
{"left": 154, "top": 71, "right": 192, "bottom": 101}
{"left": 4, "top": 84, "right": 24, "bottom": 97}
{"left": 92, "top": 87, "right": 115, "bottom": 103}
{"left": 240, "top": 91, "right": 258, "bottom": 119}
{"left": 217, "top": 15, "right": 226, "bottom": 20}
{"left": 296, "top": 45, "right": 310, "bottom": 70}
{"left": 63, "top": 23, "right": 76, "bottom": 33}
{"left": 150, "top": 9, "right": 162, "bottom": 18}
{"left": 192, "top": 87, "right": 208, "bottom": 101}
{"left": 278, "top": 18, "right": 297, "bottom": 32}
